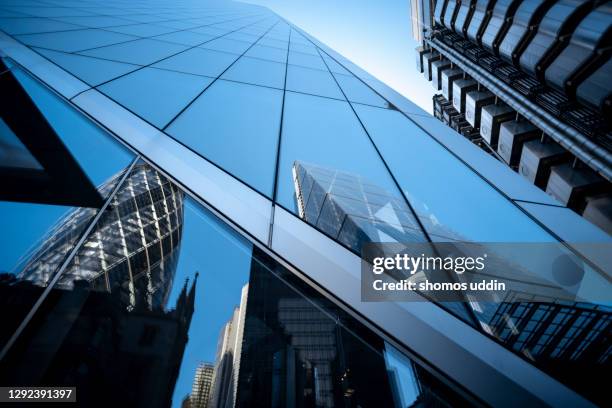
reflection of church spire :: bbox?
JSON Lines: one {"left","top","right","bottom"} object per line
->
{"left": 175, "top": 272, "right": 198, "bottom": 328}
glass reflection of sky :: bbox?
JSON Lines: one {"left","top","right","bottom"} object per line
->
{"left": 166, "top": 198, "right": 252, "bottom": 407}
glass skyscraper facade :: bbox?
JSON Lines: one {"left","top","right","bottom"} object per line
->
{"left": 0, "top": 0, "right": 610, "bottom": 407}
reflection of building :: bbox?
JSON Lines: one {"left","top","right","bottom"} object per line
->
{"left": 410, "top": 0, "right": 612, "bottom": 232}
{"left": 0, "top": 162, "right": 193, "bottom": 407}
{"left": 292, "top": 161, "right": 424, "bottom": 251}
{"left": 234, "top": 249, "right": 397, "bottom": 408}
{"left": 210, "top": 285, "right": 248, "bottom": 408}
{"left": 486, "top": 293, "right": 610, "bottom": 404}
{"left": 20, "top": 163, "right": 185, "bottom": 311}
{"left": 0, "top": 272, "right": 197, "bottom": 408}
{"left": 190, "top": 362, "right": 215, "bottom": 408}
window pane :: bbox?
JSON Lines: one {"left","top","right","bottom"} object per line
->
{"left": 200, "top": 37, "right": 252, "bottom": 55}
{"left": 79, "top": 38, "right": 188, "bottom": 65}
{"left": 167, "top": 80, "right": 283, "bottom": 197}
{"left": 153, "top": 47, "right": 238, "bottom": 77}
{"left": 333, "top": 74, "right": 388, "bottom": 108}
{"left": 286, "top": 65, "right": 344, "bottom": 99}
{"left": 11, "top": 67, "right": 135, "bottom": 188}
{"left": 34, "top": 48, "right": 139, "bottom": 87}
{"left": 288, "top": 51, "right": 326, "bottom": 70}
{"left": 244, "top": 44, "right": 287, "bottom": 63}
{"left": 221, "top": 56, "right": 285, "bottom": 89}
{"left": 16, "top": 29, "right": 136, "bottom": 53}
{"left": 277, "top": 93, "right": 426, "bottom": 251}
{"left": 353, "top": 104, "right": 555, "bottom": 242}
{"left": 99, "top": 67, "right": 213, "bottom": 128}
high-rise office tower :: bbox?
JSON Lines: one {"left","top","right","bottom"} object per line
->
{"left": 410, "top": 0, "right": 612, "bottom": 234}
{"left": 190, "top": 363, "right": 215, "bottom": 408}
{"left": 0, "top": 1, "right": 610, "bottom": 407}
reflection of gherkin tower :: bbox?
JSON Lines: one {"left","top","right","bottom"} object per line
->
{"left": 19, "top": 162, "right": 184, "bottom": 311}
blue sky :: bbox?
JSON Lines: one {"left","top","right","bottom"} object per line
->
{"left": 243, "top": 0, "right": 435, "bottom": 113}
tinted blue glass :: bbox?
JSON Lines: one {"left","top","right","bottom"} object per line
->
{"left": 517, "top": 202, "right": 612, "bottom": 242}
{"left": 105, "top": 23, "right": 177, "bottom": 37}
{"left": 12, "top": 67, "right": 134, "bottom": 188}
{"left": 99, "top": 67, "right": 213, "bottom": 128}
{"left": 225, "top": 31, "right": 260, "bottom": 43}
{"left": 0, "top": 66, "right": 135, "bottom": 351}
{"left": 0, "top": 118, "right": 42, "bottom": 170}
{"left": 0, "top": 10, "right": 28, "bottom": 18}
{"left": 0, "top": 17, "right": 80, "bottom": 35}
{"left": 333, "top": 74, "right": 388, "bottom": 107}
{"left": 290, "top": 31, "right": 312, "bottom": 45}
{"left": 190, "top": 26, "right": 227, "bottom": 36}
{"left": 157, "top": 20, "right": 201, "bottom": 30}
{"left": 16, "top": 29, "right": 136, "bottom": 53}
{"left": 35, "top": 48, "right": 139, "bottom": 86}
{"left": 353, "top": 104, "right": 554, "bottom": 242}
{"left": 1, "top": 7, "right": 94, "bottom": 18}
{"left": 79, "top": 38, "right": 187, "bottom": 65}
{"left": 276, "top": 92, "right": 404, "bottom": 212}
{"left": 0, "top": 185, "right": 468, "bottom": 407}
{"left": 0, "top": 202, "right": 76, "bottom": 273}
{"left": 152, "top": 30, "right": 215, "bottom": 46}
{"left": 244, "top": 44, "right": 287, "bottom": 63}
{"left": 286, "top": 64, "right": 344, "bottom": 99}
{"left": 406, "top": 114, "right": 561, "bottom": 205}
{"left": 288, "top": 50, "right": 326, "bottom": 70}
{"left": 153, "top": 47, "right": 237, "bottom": 77}
{"left": 200, "top": 37, "right": 252, "bottom": 54}
{"left": 258, "top": 36, "right": 288, "bottom": 50}
{"left": 221, "top": 56, "right": 285, "bottom": 89}
{"left": 321, "top": 53, "right": 352, "bottom": 75}
{"left": 167, "top": 80, "right": 282, "bottom": 197}
{"left": 118, "top": 14, "right": 166, "bottom": 23}
{"left": 289, "top": 41, "right": 318, "bottom": 55}
{"left": 53, "top": 15, "right": 137, "bottom": 28}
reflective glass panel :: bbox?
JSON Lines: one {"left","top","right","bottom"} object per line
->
{"left": 244, "top": 44, "right": 287, "bottom": 63}
{"left": 277, "top": 92, "right": 426, "bottom": 251}
{"left": 79, "top": 38, "right": 188, "bottom": 65}
{"left": 167, "top": 80, "right": 283, "bottom": 197}
{"left": 15, "top": 29, "right": 136, "bottom": 53}
{"left": 221, "top": 56, "right": 285, "bottom": 89}
{"left": 0, "top": 65, "right": 135, "bottom": 351}
{"left": 333, "top": 74, "right": 388, "bottom": 108}
{"left": 99, "top": 67, "right": 213, "bottom": 129}
{"left": 153, "top": 48, "right": 238, "bottom": 78}
{"left": 286, "top": 65, "right": 344, "bottom": 100}
{"left": 0, "top": 166, "right": 472, "bottom": 407}
{"left": 11, "top": 67, "right": 135, "bottom": 188}
{"left": 34, "top": 48, "right": 140, "bottom": 87}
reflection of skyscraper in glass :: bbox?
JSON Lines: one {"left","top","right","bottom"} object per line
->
{"left": 210, "top": 284, "right": 248, "bottom": 408}
{"left": 235, "top": 250, "right": 397, "bottom": 408}
{"left": 292, "top": 161, "right": 424, "bottom": 251}
{"left": 20, "top": 163, "right": 184, "bottom": 310}
{"left": 190, "top": 362, "right": 215, "bottom": 408}
{"left": 486, "top": 292, "right": 611, "bottom": 403}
